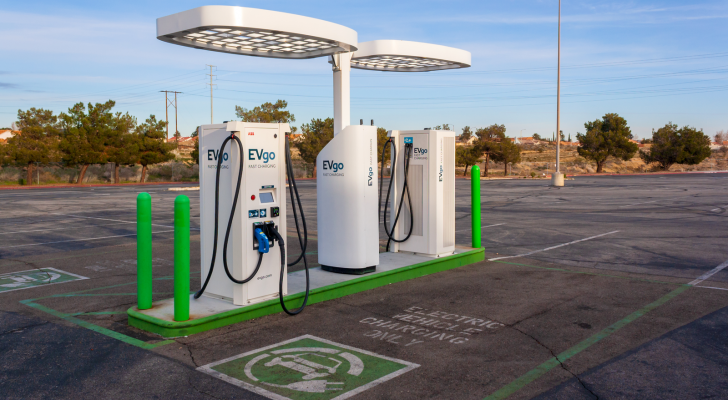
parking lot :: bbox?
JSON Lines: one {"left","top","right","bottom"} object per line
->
{"left": 2, "top": 173, "right": 728, "bottom": 399}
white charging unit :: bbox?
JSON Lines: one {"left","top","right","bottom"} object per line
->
{"left": 387, "top": 130, "right": 456, "bottom": 257}
{"left": 316, "top": 125, "right": 379, "bottom": 274}
{"left": 198, "top": 122, "right": 288, "bottom": 306}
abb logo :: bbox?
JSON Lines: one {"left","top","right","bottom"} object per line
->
{"left": 248, "top": 132, "right": 255, "bottom": 136}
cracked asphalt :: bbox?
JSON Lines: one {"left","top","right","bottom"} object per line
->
{"left": 1, "top": 173, "right": 728, "bottom": 399}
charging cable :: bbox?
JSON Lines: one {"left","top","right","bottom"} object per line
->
{"left": 380, "top": 139, "right": 414, "bottom": 252}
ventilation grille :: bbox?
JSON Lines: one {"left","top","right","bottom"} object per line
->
{"left": 443, "top": 137, "right": 455, "bottom": 248}
{"left": 403, "top": 164, "right": 424, "bottom": 237}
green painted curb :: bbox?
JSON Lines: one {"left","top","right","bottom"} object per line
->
{"left": 128, "top": 248, "right": 485, "bottom": 337}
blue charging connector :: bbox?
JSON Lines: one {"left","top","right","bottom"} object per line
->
{"left": 254, "top": 228, "right": 270, "bottom": 253}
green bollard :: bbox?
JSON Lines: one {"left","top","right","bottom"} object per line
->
{"left": 137, "top": 192, "right": 153, "bottom": 310}
{"left": 174, "top": 195, "right": 190, "bottom": 322}
{"left": 471, "top": 166, "right": 481, "bottom": 248}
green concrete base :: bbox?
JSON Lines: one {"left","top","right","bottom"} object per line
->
{"left": 128, "top": 247, "right": 485, "bottom": 338}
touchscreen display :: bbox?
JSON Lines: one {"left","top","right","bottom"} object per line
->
{"left": 259, "top": 192, "right": 274, "bottom": 203}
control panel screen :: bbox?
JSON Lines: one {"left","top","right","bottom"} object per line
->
{"left": 259, "top": 192, "right": 274, "bottom": 203}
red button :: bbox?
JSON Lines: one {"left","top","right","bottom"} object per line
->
{"left": 251, "top": 195, "right": 256, "bottom": 200}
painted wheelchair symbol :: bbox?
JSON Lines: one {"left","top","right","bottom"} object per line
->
{"left": 244, "top": 347, "right": 364, "bottom": 393}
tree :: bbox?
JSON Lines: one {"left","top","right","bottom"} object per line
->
{"left": 460, "top": 126, "right": 473, "bottom": 143}
{"left": 560, "top": 131, "right": 565, "bottom": 141}
{"left": 3, "top": 108, "right": 60, "bottom": 184}
{"left": 496, "top": 139, "right": 522, "bottom": 175}
{"left": 576, "top": 113, "right": 638, "bottom": 173}
{"left": 190, "top": 138, "right": 199, "bottom": 165}
{"left": 235, "top": 100, "right": 295, "bottom": 123}
{"left": 715, "top": 131, "right": 726, "bottom": 144}
{"left": 376, "top": 127, "right": 392, "bottom": 169}
{"left": 640, "top": 123, "right": 711, "bottom": 171}
{"left": 294, "top": 117, "right": 334, "bottom": 176}
{"left": 432, "top": 124, "right": 451, "bottom": 131}
{"left": 188, "top": 127, "right": 200, "bottom": 165}
{"left": 474, "top": 124, "right": 506, "bottom": 177}
{"left": 137, "top": 115, "right": 175, "bottom": 183}
{"left": 532, "top": 133, "right": 542, "bottom": 140}
{"left": 59, "top": 101, "right": 116, "bottom": 183}
{"left": 106, "top": 112, "right": 138, "bottom": 184}
{"left": 568, "top": 133, "right": 571, "bottom": 142}
{"left": 456, "top": 145, "right": 481, "bottom": 176}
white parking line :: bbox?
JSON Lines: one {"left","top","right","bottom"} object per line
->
{"left": 0, "top": 230, "right": 175, "bottom": 249}
{"left": 688, "top": 259, "right": 728, "bottom": 286}
{"left": 488, "top": 231, "right": 620, "bottom": 261}
{"left": 0, "top": 222, "right": 132, "bottom": 235}
{"left": 455, "top": 223, "right": 506, "bottom": 233}
{"left": 51, "top": 213, "right": 174, "bottom": 229}
{"left": 695, "top": 285, "right": 728, "bottom": 291}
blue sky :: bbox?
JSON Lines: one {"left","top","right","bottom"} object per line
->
{"left": 1, "top": 0, "right": 727, "bottom": 139}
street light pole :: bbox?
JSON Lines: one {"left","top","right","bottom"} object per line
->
{"left": 551, "top": 0, "right": 565, "bottom": 187}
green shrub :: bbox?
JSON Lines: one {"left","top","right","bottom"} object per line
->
{"left": 530, "top": 172, "right": 536, "bottom": 178}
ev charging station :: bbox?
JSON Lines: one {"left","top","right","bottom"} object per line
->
{"left": 385, "top": 130, "right": 456, "bottom": 257}
{"left": 198, "top": 122, "right": 288, "bottom": 306}
{"left": 154, "top": 6, "right": 471, "bottom": 317}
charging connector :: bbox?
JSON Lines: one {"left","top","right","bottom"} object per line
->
{"left": 253, "top": 228, "right": 270, "bottom": 253}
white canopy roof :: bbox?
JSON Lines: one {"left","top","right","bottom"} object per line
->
{"left": 157, "top": 6, "right": 358, "bottom": 59}
{"left": 351, "top": 40, "right": 471, "bottom": 72}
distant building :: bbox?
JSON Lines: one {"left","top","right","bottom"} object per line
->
{"left": 458, "top": 135, "right": 477, "bottom": 145}
{"left": 0, "top": 130, "right": 19, "bottom": 141}
{"left": 515, "top": 137, "right": 541, "bottom": 145}
{"left": 167, "top": 136, "right": 196, "bottom": 157}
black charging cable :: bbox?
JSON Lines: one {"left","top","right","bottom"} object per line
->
{"left": 380, "top": 140, "right": 414, "bottom": 252}
{"left": 274, "top": 136, "right": 309, "bottom": 315}
{"left": 195, "top": 133, "right": 259, "bottom": 299}
{"left": 286, "top": 139, "right": 308, "bottom": 267}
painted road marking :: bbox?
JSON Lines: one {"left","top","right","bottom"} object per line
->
{"left": 50, "top": 213, "right": 200, "bottom": 231}
{"left": 198, "top": 335, "right": 419, "bottom": 400}
{"left": 0, "top": 222, "right": 133, "bottom": 235}
{"left": 0, "top": 230, "right": 175, "bottom": 249}
{"left": 488, "top": 231, "right": 620, "bottom": 261}
{"left": 51, "top": 212, "right": 175, "bottom": 229}
{"left": 695, "top": 285, "right": 728, "bottom": 291}
{"left": 0, "top": 268, "right": 88, "bottom": 293}
{"left": 455, "top": 223, "right": 506, "bottom": 233}
{"left": 359, "top": 306, "right": 505, "bottom": 347}
{"left": 484, "top": 284, "right": 690, "bottom": 400}
{"left": 688, "top": 259, "right": 728, "bottom": 286}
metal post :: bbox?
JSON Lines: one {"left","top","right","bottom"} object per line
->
{"left": 136, "top": 193, "right": 153, "bottom": 310}
{"left": 551, "top": 0, "right": 565, "bottom": 187}
{"left": 556, "top": 0, "right": 561, "bottom": 173}
{"left": 471, "top": 165, "right": 481, "bottom": 248}
{"left": 174, "top": 195, "right": 190, "bottom": 321}
{"left": 332, "top": 52, "right": 352, "bottom": 135}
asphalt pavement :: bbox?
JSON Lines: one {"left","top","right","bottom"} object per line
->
{"left": 1, "top": 174, "right": 727, "bottom": 399}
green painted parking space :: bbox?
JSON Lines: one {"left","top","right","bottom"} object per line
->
{"left": 0, "top": 268, "right": 87, "bottom": 293}
{"left": 200, "top": 335, "right": 419, "bottom": 400}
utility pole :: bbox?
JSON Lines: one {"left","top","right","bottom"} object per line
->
{"left": 551, "top": 0, "right": 565, "bottom": 187}
{"left": 161, "top": 91, "right": 182, "bottom": 141}
{"left": 206, "top": 65, "right": 217, "bottom": 124}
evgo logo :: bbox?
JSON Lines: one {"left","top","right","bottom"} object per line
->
{"left": 322, "top": 160, "right": 344, "bottom": 172}
{"left": 208, "top": 150, "right": 229, "bottom": 162}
